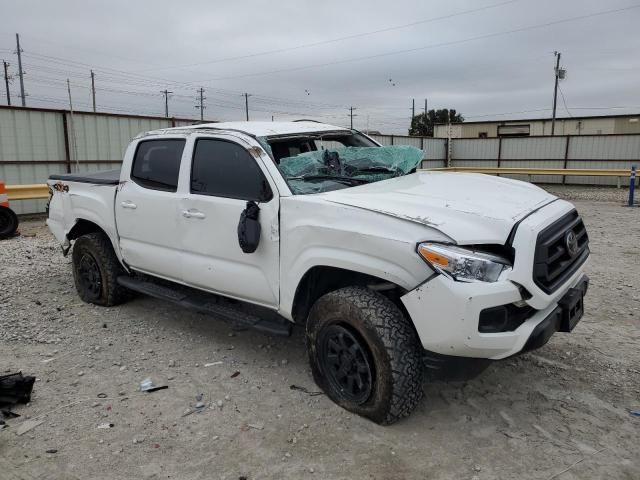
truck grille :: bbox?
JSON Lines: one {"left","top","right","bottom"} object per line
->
{"left": 533, "top": 210, "right": 589, "bottom": 293}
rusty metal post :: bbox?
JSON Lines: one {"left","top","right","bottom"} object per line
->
{"left": 61, "top": 111, "right": 72, "bottom": 173}
{"left": 628, "top": 165, "right": 637, "bottom": 207}
{"left": 562, "top": 135, "right": 570, "bottom": 185}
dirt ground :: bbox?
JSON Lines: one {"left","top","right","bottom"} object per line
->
{"left": 1, "top": 186, "right": 638, "bottom": 480}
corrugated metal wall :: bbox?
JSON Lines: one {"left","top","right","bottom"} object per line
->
{"left": 0, "top": 108, "right": 68, "bottom": 213}
{"left": 369, "top": 134, "right": 446, "bottom": 168}
{"left": 450, "top": 135, "right": 639, "bottom": 186}
{"left": 0, "top": 106, "right": 199, "bottom": 213}
{"left": 499, "top": 137, "right": 566, "bottom": 183}
{"left": 452, "top": 139, "right": 499, "bottom": 165}
{"left": 2, "top": 105, "right": 639, "bottom": 215}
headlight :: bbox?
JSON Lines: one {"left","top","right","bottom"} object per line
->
{"left": 417, "top": 243, "right": 511, "bottom": 283}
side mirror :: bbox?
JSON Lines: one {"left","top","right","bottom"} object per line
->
{"left": 237, "top": 201, "right": 261, "bottom": 254}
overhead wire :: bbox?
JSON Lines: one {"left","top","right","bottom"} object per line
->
{"left": 194, "top": 4, "right": 640, "bottom": 82}
{"left": 135, "top": 0, "right": 523, "bottom": 71}
{"left": 557, "top": 84, "right": 573, "bottom": 117}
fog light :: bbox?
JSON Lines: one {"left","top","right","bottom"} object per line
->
{"left": 479, "top": 304, "right": 536, "bottom": 333}
{"left": 479, "top": 306, "right": 509, "bottom": 333}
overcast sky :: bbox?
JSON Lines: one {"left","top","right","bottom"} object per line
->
{"left": 1, "top": 0, "right": 639, "bottom": 133}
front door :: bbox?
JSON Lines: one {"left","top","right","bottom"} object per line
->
{"left": 178, "top": 136, "right": 279, "bottom": 307}
{"left": 115, "top": 138, "right": 186, "bottom": 281}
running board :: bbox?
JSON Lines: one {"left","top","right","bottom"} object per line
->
{"left": 117, "top": 276, "right": 292, "bottom": 337}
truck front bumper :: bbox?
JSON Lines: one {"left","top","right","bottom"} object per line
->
{"left": 401, "top": 269, "right": 589, "bottom": 360}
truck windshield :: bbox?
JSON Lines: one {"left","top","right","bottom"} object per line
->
{"left": 260, "top": 132, "right": 423, "bottom": 194}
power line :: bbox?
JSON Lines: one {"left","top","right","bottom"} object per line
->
{"left": 558, "top": 84, "right": 572, "bottom": 117}
{"left": 195, "top": 4, "right": 640, "bottom": 82}
{"left": 137, "top": 0, "right": 523, "bottom": 72}
{"left": 21, "top": 51, "right": 348, "bottom": 112}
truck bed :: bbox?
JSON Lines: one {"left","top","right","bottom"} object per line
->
{"left": 49, "top": 169, "right": 120, "bottom": 185}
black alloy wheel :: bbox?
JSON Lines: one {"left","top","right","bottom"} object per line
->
{"left": 306, "top": 286, "right": 424, "bottom": 425}
{"left": 318, "top": 323, "right": 374, "bottom": 404}
{"left": 71, "top": 232, "right": 132, "bottom": 306}
{"left": 78, "top": 252, "right": 103, "bottom": 301}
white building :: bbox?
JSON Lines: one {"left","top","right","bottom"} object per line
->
{"left": 434, "top": 113, "right": 640, "bottom": 138}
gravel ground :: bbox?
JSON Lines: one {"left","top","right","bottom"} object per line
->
{"left": 542, "top": 184, "right": 635, "bottom": 204}
{"left": 1, "top": 186, "right": 639, "bottom": 480}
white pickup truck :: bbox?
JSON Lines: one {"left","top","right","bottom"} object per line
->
{"left": 47, "top": 121, "right": 589, "bottom": 424}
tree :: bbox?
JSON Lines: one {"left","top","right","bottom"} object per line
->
{"left": 409, "top": 108, "right": 464, "bottom": 136}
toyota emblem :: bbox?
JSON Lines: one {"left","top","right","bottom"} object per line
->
{"left": 565, "top": 231, "right": 579, "bottom": 257}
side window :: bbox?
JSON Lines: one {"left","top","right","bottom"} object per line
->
{"left": 131, "top": 139, "right": 186, "bottom": 192}
{"left": 191, "top": 139, "right": 273, "bottom": 201}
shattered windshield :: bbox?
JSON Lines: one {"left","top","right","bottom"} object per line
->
{"left": 260, "top": 132, "right": 423, "bottom": 194}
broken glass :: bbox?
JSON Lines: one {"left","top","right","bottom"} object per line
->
{"left": 277, "top": 145, "right": 424, "bottom": 194}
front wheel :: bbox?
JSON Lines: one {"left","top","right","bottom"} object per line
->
{"left": 306, "top": 286, "right": 424, "bottom": 425}
{"left": 72, "top": 232, "right": 131, "bottom": 306}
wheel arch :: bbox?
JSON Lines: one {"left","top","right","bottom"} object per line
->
{"left": 290, "top": 265, "right": 410, "bottom": 325}
{"left": 66, "top": 218, "right": 126, "bottom": 268}
{"left": 67, "top": 218, "right": 106, "bottom": 241}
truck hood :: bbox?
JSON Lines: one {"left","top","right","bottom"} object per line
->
{"left": 320, "top": 171, "right": 556, "bottom": 244}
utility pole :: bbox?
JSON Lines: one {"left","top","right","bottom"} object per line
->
{"left": 412, "top": 98, "right": 415, "bottom": 119}
{"left": 195, "top": 87, "right": 206, "bottom": 121}
{"left": 2, "top": 60, "right": 10, "bottom": 105}
{"left": 348, "top": 106, "right": 357, "bottom": 129}
{"left": 243, "top": 93, "right": 251, "bottom": 121}
{"left": 90, "top": 70, "right": 96, "bottom": 112}
{"left": 15, "top": 34, "right": 26, "bottom": 106}
{"left": 161, "top": 89, "right": 172, "bottom": 118}
{"left": 424, "top": 98, "right": 428, "bottom": 114}
{"left": 67, "top": 79, "right": 74, "bottom": 111}
{"left": 551, "top": 51, "right": 561, "bottom": 136}
{"left": 67, "top": 79, "right": 79, "bottom": 171}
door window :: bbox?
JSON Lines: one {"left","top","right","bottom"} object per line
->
{"left": 131, "top": 139, "right": 186, "bottom": 192}
{"left": 191, "top": 139, "right": 273, "bottom": 201}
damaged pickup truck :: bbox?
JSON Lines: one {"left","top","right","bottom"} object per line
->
{"left": 47, "top": 121, "right": 589, "bottom": 424}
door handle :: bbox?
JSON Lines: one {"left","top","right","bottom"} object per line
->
{"left": 121, "top": 201, "right": 137, "bottom": 209}
{"left": 182, "top": 209, "right": 206, "bottom": 219}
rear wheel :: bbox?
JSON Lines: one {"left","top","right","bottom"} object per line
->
{"left": 72, "top": 232, "right": 131, "bottom": 306}
{"left": 306, "top": 286, "right": 424, "bottom": 425}
{"left": 0, "top": 206, "right": 19, "bottom": 239}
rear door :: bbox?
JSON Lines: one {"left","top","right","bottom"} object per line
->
{"left": 115, "top": 137, "right": 186, "bottom": 281}
{"left": 178, "top": 135, "right": 280, "bottom": 307}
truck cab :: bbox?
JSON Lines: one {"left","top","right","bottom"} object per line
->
{"left": 47, "top": 121, "right": 589, "bottom": 425}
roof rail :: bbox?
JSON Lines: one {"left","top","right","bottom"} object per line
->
{"left": 293, "top": 119, "right": 323, "bottom": 123}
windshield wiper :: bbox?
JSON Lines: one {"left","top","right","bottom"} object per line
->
{"left": 287, "top": 174, "right": 371, "bottom": 185}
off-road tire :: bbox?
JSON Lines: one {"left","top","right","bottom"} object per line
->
{"left": 72, "top": 232, "right": 131, "bottom": 306}
{"left": 306, "top": 286, "right": 424, "bottom": 425}
{"left": 0, "top": 206, "right": 19, "bottom": 239}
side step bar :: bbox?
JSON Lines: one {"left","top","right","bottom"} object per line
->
{"left": 117, "top": 276, "right": 292, "bottom": 337}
